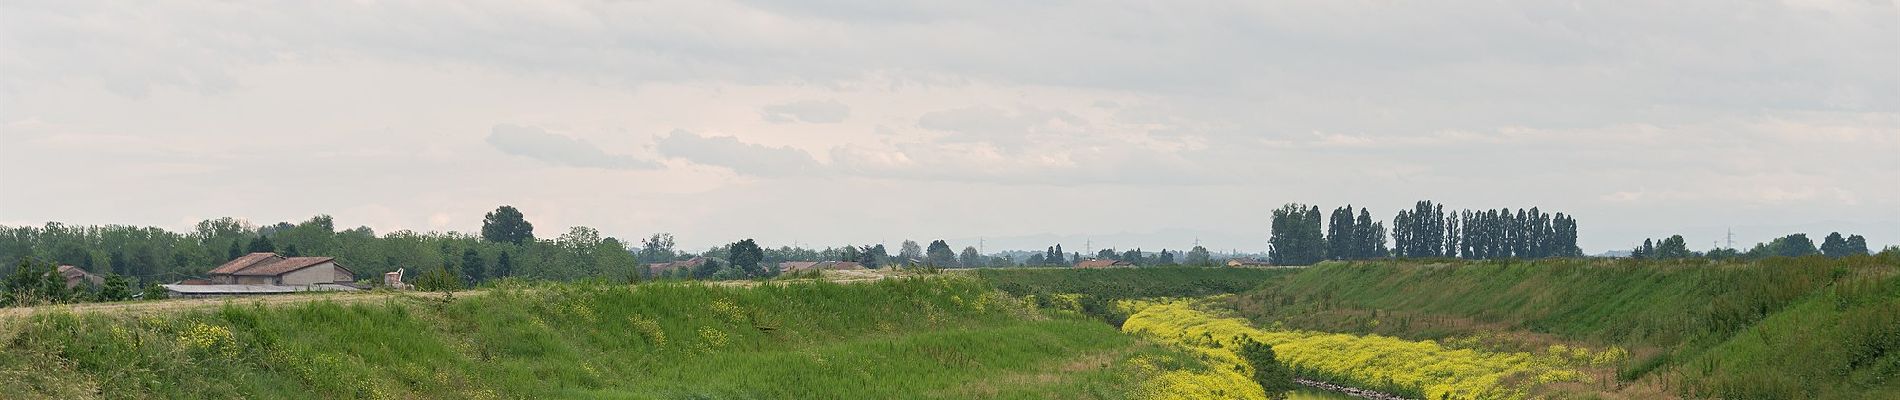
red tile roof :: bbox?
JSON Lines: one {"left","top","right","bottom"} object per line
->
{"left": 208, "top": 253, "right": 354, "bottom": 278}
{"left": 233, "top": 257, "right": 337, "bottom": 276}
{"left": 208, "top": 252, "right": 283, "bottom": 275}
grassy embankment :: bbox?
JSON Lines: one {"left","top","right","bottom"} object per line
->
{"left": 0, "top": 277, "right": 1209, "bottom": 399}
{"left": 1224, "top": 256, "right": 1900, "bottom": 399}
{"left": 977, "top": 267, "right": 1306, "bottom": 399}
{"left": 975, "top": 267, "right": 1296, "bottom": 326}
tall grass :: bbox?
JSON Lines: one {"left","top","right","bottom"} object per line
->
{"left": 0, "top": 277, "right": 1182, "bottom": 399}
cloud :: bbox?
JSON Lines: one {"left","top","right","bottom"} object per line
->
{"left": 761, "top": 99, "right": 850, "bottom": 123}
{"left": 485, "top": 124, "right": 659, "bottom": 170}
{"left": 655, "top": 130, "right": 823, "bottom": 177}
{"left": 916, "top": 106, "right": 1085, "bottom": 149}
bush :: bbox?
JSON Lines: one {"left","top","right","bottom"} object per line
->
{"left": 1236, "top": 335, "right": 1297, "bottom": 397}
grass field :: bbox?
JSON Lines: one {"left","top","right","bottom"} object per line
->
{"left": 0, "top": 277, "right": 1216, "bottom": 399}
{"left": 1224, "top": 256, "right": 1900, "bottom": 399}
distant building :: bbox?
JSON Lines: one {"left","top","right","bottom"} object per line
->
{"left": 780, "top": 260, "right": 866, "bottom": 273}
{"left": 205, "top": 252, "right": 356, "bottom": 286}
{"left": 1074, "top": 259, "right": 1133, "bottom": 269}
{"left": 56, "top": 265, "right": 105, "bottom": 289}
{"left": 1225, "top": 258, "right": 1273, "bottom": 267}
{"left": 163, "top": 252, "right": 360, "bottom": 298}
{"left": 649, "top": 257, "right": 708, "bottom": 276}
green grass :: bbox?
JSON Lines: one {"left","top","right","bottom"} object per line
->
{"left": 976, "top": 267, "right": 1296, "bottom": 326}
{"left": 1223, "top": 256, "right": 1900, "bottom": 399}
{"left": 0, "top": 277, "right": 1183, "bottom": 399}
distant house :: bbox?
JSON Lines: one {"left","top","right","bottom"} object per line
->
{"left": 1074, "top": 259, "right": 1133, "bottom": 269}
{"left": 1225, "top": 258, "right": 1273, "bottom": 267}
{"left": 780, "top": 261, "right": 866, "bottom": 273}
{"left": 649, "top": 257, "right": 708, "bottom": 276}
{"left": 56, "top": 265, "right": 105, "bottom": 289}
{"left": 163, "top": 252, "right": 359, "bottom": 298}
{"left": 205, "top": 252, "right": 356, "bottom": 286}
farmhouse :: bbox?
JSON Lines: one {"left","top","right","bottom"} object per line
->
{"left": 1074, "top": 259, "right": 1133, "bottom": 269}
{"left": 1225, "top": 258, "right": 1273, "bottom": 267}
{"left": 57, "top": 265, "right": 105, "bottom": 289}
{"left": 206, "top": 252, "right": 357, "bottom": 286}
{"left": 162, "top": 252, "right": 360, "bottom": 298}
{"left": 779, "top": 260, "right": 866, "bottom": 273}
{"left": 649, "top": 257, "right": 707, "bottom": 276}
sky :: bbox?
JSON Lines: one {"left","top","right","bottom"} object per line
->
{"left": 2, "top": 0, "right": 1897, "bottom": 254}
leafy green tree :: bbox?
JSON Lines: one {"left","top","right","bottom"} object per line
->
{"left": 1845, "top": 235, "right": 1870, "bottom": 256}
{"left": 2, "top": 258, "right": 68, "bottom": 306}
{"left": 1186, "top": 246, "right": 1212, "bottom": 266}
{"left": 245, "top": 236, "right": 275, "bottom": 254}
{"left": 958, "top": 246, "right": 982, "bottom": 268}
{"left": 925, "top": 240, "right": 956, "bottom": 267}
{"left": 1236, "top": 336, "right": 1297, "bottom": 397}
{"left": 480, "top": 205, "right": 535, "bottom": 245}
{"left": 98, "top": 273, "right": 133, "bottom": 301}
{"left": 898, "top": 240, "right": 923, "bottom": 263}
{"left": 141, "top": 281, "right": 169, "bottom": 300}
{"left": 1657, "top": 235, "right": 1691, "bottom": 259}
{"left": 638, "top": 233, "right": 677, "bottom": 264}
{"left": 729, "top": 239, "right": 765, "bottom": 277}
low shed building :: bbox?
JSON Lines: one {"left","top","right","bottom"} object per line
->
{"left": 207, "top": 252, "right": 356, "bottom": 286}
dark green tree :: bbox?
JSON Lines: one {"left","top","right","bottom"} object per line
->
{"left": 728, "top": 239, "right": 765, "bottom": 277}
{"left": 925, "top": 240, "right": 956, "bottom": 267}
{"left": 493, "top": 250, "right": 514, "bottom": 278}
{"left": 245, "top": 236, "right": 275, "bottom": 254}
{"left": 1269, "top": 203, "right": 1325, "bottom": 265}
{"left": 461, "top": 249, "right": 486, "bottom": 283}
{"left": 1845, "top": 235, "right": 1870, "bottom": 256}
{"left": 1820, "top": 232, "right": 1856, "bottom": 258}
{"left": 480, "top": 205, "right": 535, "bottom": 245}
{"left": 1326, "top": 205, "right": 1357, "bottom": 260}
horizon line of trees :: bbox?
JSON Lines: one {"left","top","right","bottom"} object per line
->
{"left": 1633, "top": 232, "right": 1875, "bottom": 260}
{"left": 1270, "top": 200, "right": 1584, "bottom": 265}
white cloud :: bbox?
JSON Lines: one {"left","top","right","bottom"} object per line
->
{"left": 761, "top": 99, "right": 850, "bottom": 123}
{"left": 485, "top": 124, "right": 660, "bottom": 170}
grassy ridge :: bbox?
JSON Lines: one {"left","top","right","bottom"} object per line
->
{"left": 0, "top": 278, "right": 1181, "bottom": 399}
{"left": 1226, "top": 256, "right": 1900, "bottom": 399}
{"left": 976, "top": 267, "right": 1296, "bottom": 326}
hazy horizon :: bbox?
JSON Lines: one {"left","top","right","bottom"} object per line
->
{"left": 4, "top": 1, "right": 1897, "bottom": 254}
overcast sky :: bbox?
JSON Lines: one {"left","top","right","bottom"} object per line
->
{"left": 2, "top": 1, "right": 1897, "bottom": 253}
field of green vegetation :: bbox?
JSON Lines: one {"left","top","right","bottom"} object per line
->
{"left": 1224, "top": 255, "right": 1900, "bottom": 399}
{"left": 0, "top": 277, "right": 1232, "bottom": 399}
{"left": 975, "top": 267, "right": 1295, "bottom": 326}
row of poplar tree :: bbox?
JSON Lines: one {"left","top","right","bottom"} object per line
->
{"left": 1269, "top": 200, "right": 1583, "bottom": 266}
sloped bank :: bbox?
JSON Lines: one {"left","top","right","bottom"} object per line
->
{"left": 0, "top": 277, "right": 1191, "bottom": 399}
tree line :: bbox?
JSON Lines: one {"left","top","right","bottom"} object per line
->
{"left": 1631, "top": 232, "right": 1876, "bottom": 260}
{"left": 1270, "top": 200, "right": 1584, "bottom": 265}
